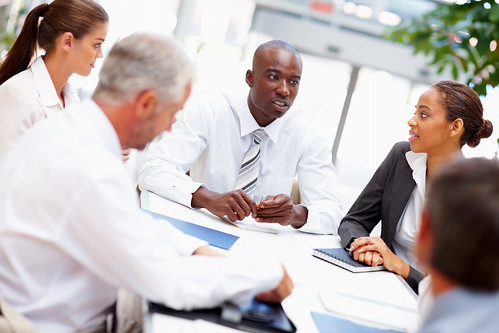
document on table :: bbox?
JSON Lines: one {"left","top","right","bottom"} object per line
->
{"left": 144, "top": 209, "right": 239, "bottom": 250}
{"left": 235, "top": 217, "right": 283, "bottom": 234}
{"left": 319, "top": 290, "right": 418, "bottom": 332}
{"left": 144, "top": 190, "right": 285, "bottom": 235}
{"left": 311, "top": 312, "right": 404, "bottom": 333}
{"left": 219, "top": 215, "right": 287, "bottom": 234}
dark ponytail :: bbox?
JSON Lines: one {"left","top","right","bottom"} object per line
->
{"left": 0, "top": 0, "right": 108, "bottom": 86}
{"left": 0, "top": 4, "right": 49, "bottom": 85}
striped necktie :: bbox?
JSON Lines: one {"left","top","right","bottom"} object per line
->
{"left": 234, "top": 129, "right": 265, "bottom": 198}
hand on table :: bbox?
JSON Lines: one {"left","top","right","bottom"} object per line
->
{"left": 192, "top": 245, "right": 225, "bottom": 257}
{"left": 256, "top": 265, "right": 294, "bottom": 303}
{"left": 255, "top": 194, "right": 307, "bottom": 229}
{"left": 194, "top": 246, "right": 293, "bottom": 303}
{"left": 349, "top": 236, "right": 410, "bottom": 279}
{"left": 191, "top": 187, "right": 257, "bottom": 222}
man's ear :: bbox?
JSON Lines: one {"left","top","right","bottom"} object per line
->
{"left": 449, "top": 118, "right": 464, "bottom": 139}
{"left": 245, "top": 69, "right": 254, "bottom": 87}
{"left": 134, "top": 90, "right": 158, "bottom": 120}
{"left": 60, "top": 32, "right": 75, "bottom": 52}
{"left": 416, "top": 207, "right": 433, "bottom": 268}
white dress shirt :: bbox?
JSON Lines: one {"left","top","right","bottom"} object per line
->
{"left": 0, "top": 56, "right": 80, "bottom": 160}
{"left": 392, "top": 150, "right": 426, "bottom": 271}
{"left": 139, "top": 91, "right": 343, "bottom": 234}
{"left": 0, "top": 99, "right": 282, "bottom": 332}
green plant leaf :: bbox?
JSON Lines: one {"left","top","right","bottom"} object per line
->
{"left": 386, "top": 2, "right": 499, "bottom": 96}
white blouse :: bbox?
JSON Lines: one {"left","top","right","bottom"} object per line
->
{"left": 392, "top": 150, "right": 427, "bottom": 272}
{"left": 0, "top": 56, "right": 79, "bottom": 159}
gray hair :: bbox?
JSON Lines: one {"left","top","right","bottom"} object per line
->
{"left": 93, "top": 33, "right": 195, "bottom": 106}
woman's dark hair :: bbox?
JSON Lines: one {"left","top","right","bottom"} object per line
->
{"left": 431, "top": 80, "right": 493, "bottom": 147}
{"left": 0, "top": 0, "right": 108, "bottom": 85}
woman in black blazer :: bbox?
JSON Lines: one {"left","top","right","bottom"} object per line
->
{"left": 338, "top": 80, "right": 493, "bottom": 293}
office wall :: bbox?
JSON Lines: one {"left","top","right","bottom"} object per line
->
{"left": 85, "top": 0, "right": 499, "bottom": 203}
{"left": 6, "top": 0, "right": 497, "bottom": 204}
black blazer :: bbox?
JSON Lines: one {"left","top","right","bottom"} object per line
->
{"left": 338, "top": 141, "right": 424, "bottom": 293}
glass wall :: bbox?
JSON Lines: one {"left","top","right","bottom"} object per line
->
{"left": 72, "top": 0, "right": 182, "bottom": 96}
{"left": 336, "top": 69, "right": 428, "bottom": 187}
{"left": 295, "top": 52, "right": 351, "bottom": 149}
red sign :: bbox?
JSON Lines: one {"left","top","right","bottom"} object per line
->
{"left": 309, "top": 0, "right": 335, "bottom": 14}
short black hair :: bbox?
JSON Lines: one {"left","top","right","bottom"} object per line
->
{"left": 427, "top": 158, "right": 499, "bottom": 291}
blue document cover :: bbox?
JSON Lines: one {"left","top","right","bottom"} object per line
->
{"left": 311, "top": 312, "right": 403, "bottom": 333}
{"left": 143, "top": 209, "right": 239, "bottom": 250}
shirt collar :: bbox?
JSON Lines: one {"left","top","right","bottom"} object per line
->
{"left": 406, "top": 150, "right": 427, "bottom": 171}
{"left": 62, "top": 80, "right": 80, "bottom": 107}
{"left": 31, "top": 56, "right": 79, "bottom": 108}
{"left": 81, "top": 98, "right": 122, "bottom": 158}
{"left": 406, "top": 150, "right": 427, "bottom": 198}
{"left": 237, "top": 94, "right": 284, "bottom": 143}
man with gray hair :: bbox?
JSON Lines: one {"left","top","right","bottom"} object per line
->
{"left": 416, "top": 158, "right": 499, "bottom": 333}
{"left": 0, "top": 33, "right": 292, "bottom": 332}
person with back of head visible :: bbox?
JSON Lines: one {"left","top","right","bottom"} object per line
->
{"left": 0, "top": 33, "right": 293, "bottom": 332}
{"left": 138, "top": 40, "right": 343, "bottom": 235}
{"left": 415, "top": 157, "right": 499, "bottom": 333}
{"left": 338, "top": 80, "right": 493, "bottom": 293}
{"left": 0, "top": 0, "right": 109, "bottom": 160}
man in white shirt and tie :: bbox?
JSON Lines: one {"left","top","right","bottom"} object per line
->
{"left": 139, "top": 40, "right": 343, "bottom": 235}
{"left": 0, "top": 33, "right": 293, "bottom": 332}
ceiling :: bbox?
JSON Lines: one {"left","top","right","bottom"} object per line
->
{"left": 254, "top": 0, "right": 446, "bottom": 37}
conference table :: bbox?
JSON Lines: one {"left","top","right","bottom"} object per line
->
{"left": 140, "top": 191, "right": 419, "bottom": 333}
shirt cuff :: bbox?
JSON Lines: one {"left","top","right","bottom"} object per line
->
{"left": 295, "top": 206, "right": 335, "bottom": 235}
{"left": 173, "top": 181, "right": 205, "bottom": 208}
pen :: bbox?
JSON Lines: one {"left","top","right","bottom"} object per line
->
{"left": 219, "top": 216, "right": 241, "bottom": 228}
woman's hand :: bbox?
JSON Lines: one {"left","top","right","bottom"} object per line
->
{"left": 349, "top": 236, "right": 410, "bottom": 279}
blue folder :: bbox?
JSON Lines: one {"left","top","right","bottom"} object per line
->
{"left": 143, "top": 209, "right": 239, "bottom": 250}
{"left": 311, "top": 312, "right": 403, "bottom": 333}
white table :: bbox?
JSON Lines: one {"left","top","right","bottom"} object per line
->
{"left": 141, "top": 191, "right": 418, "bottom": 333}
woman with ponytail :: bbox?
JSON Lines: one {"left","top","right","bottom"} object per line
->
{"left": 0, "top": 0, "right": 108, "bottom": 159}
{"left": 338, "top": 80, "right": 493, "bottom": 293}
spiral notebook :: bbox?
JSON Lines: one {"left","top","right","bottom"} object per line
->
{"left": 312, "top": 248, "right": 386, "bottom": 273}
